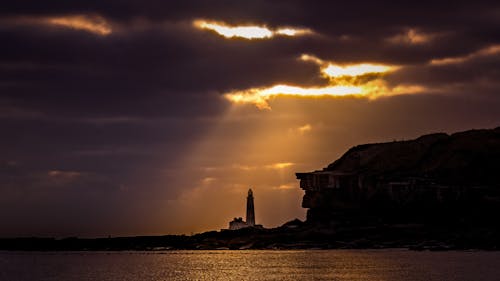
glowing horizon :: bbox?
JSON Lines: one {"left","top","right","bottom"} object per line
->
{"left": 193, "top": 19, "right": 312, "bottom": 39}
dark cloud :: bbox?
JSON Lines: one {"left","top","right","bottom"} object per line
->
{"left": 0, "top": 1, "right": 499, "bottom": 236}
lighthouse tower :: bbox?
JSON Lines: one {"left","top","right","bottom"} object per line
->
{"left": 246, "top": 189, "right": 255, "bottom": 226}
{"left": 228, "top": 188, "right": 261, "bottom": 230}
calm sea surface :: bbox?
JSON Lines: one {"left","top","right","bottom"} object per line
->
{"left": 1, "top": 250, "right": 500, "bottom": 281}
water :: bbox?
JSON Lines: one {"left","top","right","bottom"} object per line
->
{"left": 1, "top": 250, "right": 500, "bottom": 281}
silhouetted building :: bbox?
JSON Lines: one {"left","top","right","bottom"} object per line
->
{"left": 228, "top": 217, "right": 248, "bottom": 230}
{"left": 246, "top": 189, "right": 255, "bottom": 226}
{"left": 228, "top": 188, "right": 263, "bottom": 230}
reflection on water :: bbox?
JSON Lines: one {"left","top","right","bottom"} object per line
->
{"left": 1, "top": 250, "right": 500, "bottom": 281}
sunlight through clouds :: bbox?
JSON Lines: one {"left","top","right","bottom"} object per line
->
{"left": 224, "top": 54, "right": 422, "bottom": 109}
{"left": 230, "top": 162, "right": 295, "bottom": 171}
{"left": 300, "top": 54, "right": 399, "bottom": 78}
{"left": 225, "top": 84, "right": 363, "bottom": 110}
{"left": 322, "top": 63, "right": 394, "bottom": 78}
{"left": 193, "top": 19, "right": 312, "bottom": 39}
{"left": 265, "top": 162, "right": 294, "bottom": 169}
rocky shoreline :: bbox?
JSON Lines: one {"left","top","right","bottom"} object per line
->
{"left": 1, "top": 219, "right": 499, "bottom": 251}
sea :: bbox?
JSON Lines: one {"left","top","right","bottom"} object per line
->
{"left": 1, "top": 250, "right": 500, "bottom": 281}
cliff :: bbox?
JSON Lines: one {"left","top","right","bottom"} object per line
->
{"left": 297, "top": 127, "right": 500, "bottom": 225}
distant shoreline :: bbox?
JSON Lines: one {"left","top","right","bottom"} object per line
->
{"left": 2, "top": 223, "right": 499, "bottom": 251}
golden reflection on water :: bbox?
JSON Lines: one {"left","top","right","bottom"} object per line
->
{"left": 160, "top": 250, "right": 500, "bottom": 281}
{"left": 2, "top": 250, "right": 500, "bottom": 281}
{"left": 183, "top": 250, "right": 393, "bottom": 281}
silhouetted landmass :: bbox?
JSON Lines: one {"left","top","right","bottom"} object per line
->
{"left": 297, "top": 127, "right": 500, "bottom": 226}
{"left": 1, "top": 220, "right": 499, "bottom": 251}
{"left": 1, "top": 127, "right": 499, "bottom": 251}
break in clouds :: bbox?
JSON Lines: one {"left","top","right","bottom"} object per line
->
{"left": 0, "top": 1, "right": 499, "bottom": 236}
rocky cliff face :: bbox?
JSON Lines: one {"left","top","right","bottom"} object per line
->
{"left": 297, "top": 127, "right": 500, "bottom": 224}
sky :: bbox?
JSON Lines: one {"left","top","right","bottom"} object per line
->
{"left": 1, "top": 1, "right": 499, "bottom": 237}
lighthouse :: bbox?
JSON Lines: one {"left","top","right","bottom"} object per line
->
{"left": 228, "top": 188, "right": 263, "bottom": 230}
{"left": 246, "top": 189, "right": 255, "bottom": 226}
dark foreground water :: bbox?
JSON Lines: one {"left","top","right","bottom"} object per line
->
{"left": 1, "top": 250, "right": 500, "bottom": 281}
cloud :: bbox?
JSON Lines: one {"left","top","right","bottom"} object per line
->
{"left": 45, "top": 15, "right": 112, "bottom": 35}
{"left": 299, "top": 54, "right": 400, "bottom": 81}
{"left": 294, "top": 124, "right": 312, "bottom": 135}
{"left": 193, "top": 19, "right": 312, "bottom": 39}
{"left": 430, "top": 44, "right": 500, "bottom": 65}
{"left": 273, "top": 183, "right": 296, "bottom": 190}
{"left": 231, "top": 162, "right": 295, "bottom": 171}
{"left": 386, "top": 28, "right": 437, "bottom": 45}
{"left": 201, "top": 177, "right": 217, "bottom": 185}
{"left": 224, "top": 54, "right": 423, "bottom": 109}
{"left": 45, "top": 170, "right": 84, "bottom": 186}
{"left": 225, "top": 84, "right": 364, "bottom": 110}
{"left": 1, "top": 14, "right": 112, "bottom": 35}
{"left": 265, "top": 162, "right": 294, "bottom": 169}
{"left": 47, "top": 170, "right": 81, "bottom": 178}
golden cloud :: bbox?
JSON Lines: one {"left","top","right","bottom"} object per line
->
{"left": 430, "top": 44, "right": 500, "bottom": 65}
{"left": 301, "top": 54, "right": 399, "bottom": 78}
{"left": 265, "top": 162, "right": 294, "bottom": 169}
{"left": 225, "top": 54, "right": 422, "bottom": 109}
{"left": 2, "top": 14, "right": 112, "bottom": 36}
{"left": 201, "top": 177, "right": 217, "bottom": 185}
{"left": 387, "top": 28, "right": 435, "bottom": 45}
{"left": 45, "top": 15, "right": 112, "bottom": 35}
{"left": 225, "top": 84, "right": 364, "bottom": 110}
{"left": 193, "top": 19, "right": 312, "bottom": 39}
{"left": 230, "top": 162, "right": 295, "bottom": 170}
{"left": 296, "top": 124, "right": 312, "bottom": 135}
{"left": 273, "top": 184, "right": 296, "bottom": 190}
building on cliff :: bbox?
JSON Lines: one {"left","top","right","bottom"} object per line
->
{"left": 228, "top": 189, "right": 263, "bottom": 230}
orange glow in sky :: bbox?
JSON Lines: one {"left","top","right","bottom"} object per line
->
{"left": 193, "top": 19, "right": 312, "bottom": 39}
{"left": 224, "top": 54, "right": 418, "bottom": 109}
{"left": 45, "top": 15, "right": 112, "bottom": 35}
{"left": 322, "top": 63, "right": 395, "bottom": 77}
{"left": 300, "top": 54, "right": 398, "bottom": 78}
{"left": 225, "top": 84, "right": 364, "bottom": 110}
{"left": 430, "top": 44, "right": 500, "bottom": 65}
